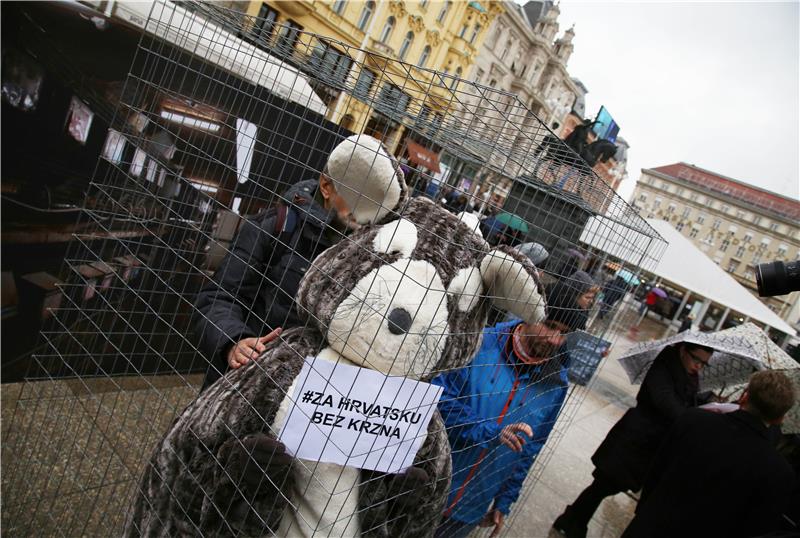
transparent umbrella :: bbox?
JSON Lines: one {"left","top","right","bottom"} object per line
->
{"left": 619, "top": 322, "right": 797, "bottom": 390}
{"left": 619, "top": 322, "right": 799, "bottom": 433}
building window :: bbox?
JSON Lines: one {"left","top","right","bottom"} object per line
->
{"left": 398, "top": 31, "right": 414, "bottom": 60}
{"left": 736, "top": 210, "right": 746, "bottom": 220}
{"left": 417, "top": 45, "right": 431, "bottom": 68}
{"left": 353, "top": 68, "right": 375, "bottom": 99}
{"left": 437, "top": 1, "right": 451, "bottom": 23}
{"left": 676, "top": 187, "right": 684, "bottom": 197}
{"left": 712, "top": 219, "right": 721, "bottom": 230}
{"left": 357, "top": 1, "right": 374, "bottom": 31}
{"left": 778, "top": 244, "right": 788, "bottom": 258}
{"left": 638, "top": 193, "right": 647, "bottom": 202}
{"left": 689, "top": 193, "right": 698, "bottom": 202}
{"left": 449, "top": 67, "right": 462, "bottom": 89}
{"left": 744, "top": 266, "right": 755, "bottom": 280}
{"left": 253, "top": 4, "right": 279, "bottom": 44}
{"left": 332, "top": 0, "right": 346, "bottom": 15}
{"left": 682, "top": 207, "right": 691, "bottom": 218}
{"left": 720, "top": 239, "right": 730, "bottom": 252}
{"left": 676, "top": 222, "right": 685, "bottom": 232}
{"left": 752, "top": 252, "right": 762, "bottom": 265}
{"left": 379, "top": 16, "right": 395, "bottom": 43}
{"left": 704, "top": 231, "right": 715, "bottom": 245}
{"left": 275, "top": 20, "right": 302, "bottom": 56}
{"left": 662, "top": 183, "right": 671, "bottom": 193}
{"left": 735, "top": 246, "right": 745, "bottom": 258}
{"left": 726, "top": 259, "right": 740, "bottom": 273}
{"left": 721, "top": 204, "right": 730, "bottom": 214}
{"left": 770, "top": 222, "right": 781, "bottom": 232}
{"left": 653, "top": 197, "right": 662, "bottom": 209}
{"left": 475, "top": 68, "right": 484, "bottom": 83}
{"left": 309, "top": 43, "right": 353, "bottom": 87}
{"left": 667, "top": 203, "right": 676, "bottom": 214}
{"left": 743, "top": 232, "right": 752, "bottom": 243}
{"left": 753, "top": 215, "right": 762, "bottom": 226}
{"left": 459, "top": 24, "right": 469, "bottom": 39}
{"left": 377, "top": 83, "right": 410, "bottom": 114}
{"left": 697, "top": 214, "right": 705, "bottom": 224}
{"left": 500, "top": 40, "right": 511, "bottom": 60}
{"left": 689, "top": 227, "right": 699, "bottom": 239}
{"left": 420, "top": 0, "right": 429, "bottom": 8}
{"left": 470, "top": 24, "right": 482, "bottom": 44}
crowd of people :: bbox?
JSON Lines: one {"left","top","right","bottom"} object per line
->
{"left": 194, "top": 137, "right": 798, "bottom": 537}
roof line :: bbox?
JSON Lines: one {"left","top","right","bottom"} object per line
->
{"left": 655, "top": 162, "right": 799, "bottom": 204}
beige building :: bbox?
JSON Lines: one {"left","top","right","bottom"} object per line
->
{"left": 237, "top": 0, "right": 502, "bottom": 157}
{"left": 632, "top": 163, "right": 800, "bottom": 329}
{"left": 444, "top": 0, "right": 581, "bottom": 204}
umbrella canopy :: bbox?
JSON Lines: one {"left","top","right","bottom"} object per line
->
{"left": 495, "top": 212, "right": 529, "bottom": 233}
{"left": 618, "top": 322, "right": 798, "bottom": 392}
{"left": 616, "top": 269, "right": 641, "bottom": 286}
{"left": 651, "top": 287, "right": 668, "bottom": 299}
{"left": 711, "top": 323, "right": 800, "bottom": 434}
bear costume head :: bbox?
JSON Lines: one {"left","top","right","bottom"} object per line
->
{"left": 125, "top": 135, "right": 546, "bottom": 538}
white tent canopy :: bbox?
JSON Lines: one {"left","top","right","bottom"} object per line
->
{"left": 581, "top": 216, "right": 796, "bottom": 336}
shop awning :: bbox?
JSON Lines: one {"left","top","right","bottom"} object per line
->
{"left": 406, "top": 141, "right": 441, "bottom": 173}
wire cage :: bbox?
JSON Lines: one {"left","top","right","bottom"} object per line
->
{"left": 2, "top": 1, "right": 667, "bottom": 536}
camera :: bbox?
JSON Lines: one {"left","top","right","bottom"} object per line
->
{"left": 755, "top": 260, "right": 800, "bottom": 297}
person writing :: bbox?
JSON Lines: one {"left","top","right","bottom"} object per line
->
{"left": 433, "top": 291, "right": 590, "bottom": 538}
{"left": 553, "top": 341, "right": 715, "bottom": 537}
{"left": 194, "top": 135, "right": 406, "bottom": 389}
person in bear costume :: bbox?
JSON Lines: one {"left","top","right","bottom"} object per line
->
{"left": 124, "top": 137, "right": 547, "bottom": 538}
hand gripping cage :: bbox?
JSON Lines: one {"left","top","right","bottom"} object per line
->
{"left": 1, "top": 2, "right": 666, "bottom": 536}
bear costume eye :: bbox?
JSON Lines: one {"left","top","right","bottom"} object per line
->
{"left": 372, "top": 218, "right": 418, "bottom": 257}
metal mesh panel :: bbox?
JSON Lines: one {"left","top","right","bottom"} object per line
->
{"left": 2, "top": 2, "right": 667, "bottom": 536}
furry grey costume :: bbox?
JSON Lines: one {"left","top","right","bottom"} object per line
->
{"left": 124, "top": 197, "right": 546, "bottom": 537}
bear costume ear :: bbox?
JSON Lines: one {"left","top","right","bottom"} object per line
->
{"left": 480, "top": 247, "right": 546, "bottom": 324}
{"left": 447, "top": 266, "right": 484, "bottom": 312}
{"left": 324, "top": 135, "right": 409, "bottom": 225}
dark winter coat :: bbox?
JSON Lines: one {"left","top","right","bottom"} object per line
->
{"left": 591, "top": 346, "right": 701, "bottom": 491}
{"left": 194, "top": 179, "right": 341, "bottom": 386}
{"left": 623, "top": 409, "right": 795, "bottom": 538}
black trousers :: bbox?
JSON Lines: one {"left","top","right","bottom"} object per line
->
{"left": 559, "top": 470, "right": 625, "bottom": 535}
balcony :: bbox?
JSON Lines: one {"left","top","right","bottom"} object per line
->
{"left": 370, "top": 38, "right": 395, "bottom": 58}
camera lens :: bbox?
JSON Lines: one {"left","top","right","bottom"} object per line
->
{"left": 756, "top": 260, "right": 800, "bottom": 297}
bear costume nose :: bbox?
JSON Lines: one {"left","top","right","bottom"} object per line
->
{"left": 387, "top": 308, "right": 413, "bottom": 335}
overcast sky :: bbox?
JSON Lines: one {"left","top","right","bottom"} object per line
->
{"left": 549, "top": 1, "right": 799, "bottom": 203}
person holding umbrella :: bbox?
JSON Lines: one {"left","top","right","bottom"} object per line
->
{"left": 553, "top": 340, "right": 715, "bottom": 537}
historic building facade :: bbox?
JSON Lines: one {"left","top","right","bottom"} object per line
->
{"left": 240, "top": 0, "right": 502, "bottom": 156}
{"left": 632, "top": 163, "right": 800, "bottom": 328}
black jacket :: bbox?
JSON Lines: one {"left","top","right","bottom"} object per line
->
{"left": 194, "top": 180, "right": 341, "bottom": 387}
{"left": 591, "top": 346, "right": 701, "bottom": 491}
{"left": 623, "top": 409, "right": 795, "bottom": 538}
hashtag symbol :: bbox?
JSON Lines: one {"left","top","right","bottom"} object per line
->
{"left": 302, "top": 391, "right": 315, "bottom": 404}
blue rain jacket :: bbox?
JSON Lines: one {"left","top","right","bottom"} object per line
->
{"left": 432, "top": 320, "right": 569, "bottom": 524}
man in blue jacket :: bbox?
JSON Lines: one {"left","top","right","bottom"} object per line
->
{"left": 433, "top": 302, "right": 581, "bottom": 538}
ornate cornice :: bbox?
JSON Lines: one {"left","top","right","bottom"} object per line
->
{"left": 389, "top": 0, "right": 407, "bottom": 18}
{"left": 408, "top": 14, "right": 425, "bottom": 33}
{"left": 425, "top": 29, "right": 441, "bottom": 47}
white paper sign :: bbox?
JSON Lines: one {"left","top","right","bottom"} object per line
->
{"left": 278, "top": 357, "right": 443, "bottom": 474}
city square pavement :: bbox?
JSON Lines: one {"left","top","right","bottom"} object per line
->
{"left": 1, "top": 303, "right": 670, "bottom": 537}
